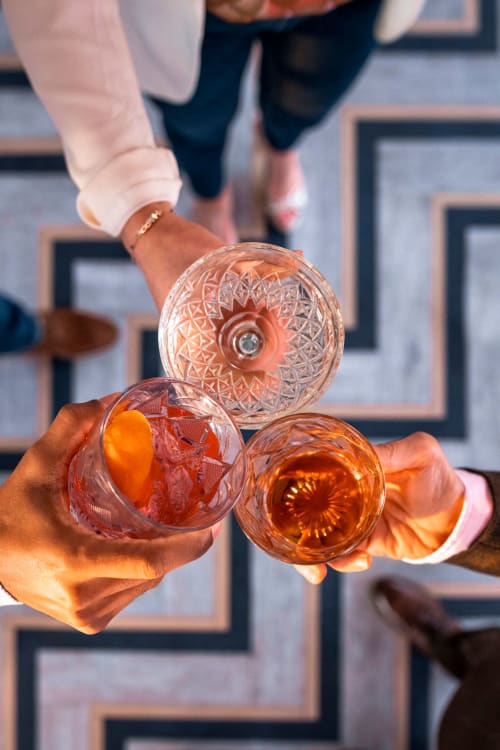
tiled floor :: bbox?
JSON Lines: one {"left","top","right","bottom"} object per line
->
{"left": 1, "top": 3, "right": 500, "bottom": 750}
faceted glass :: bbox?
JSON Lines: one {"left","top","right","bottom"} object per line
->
{"left": 233, "top": 414, "right": 385, "bottom": 564}
{"left": 159, "top": 243, "right": 344, "bottom": 428}
{"left": 68, "top": 378, "right": 246, "bottom": 538}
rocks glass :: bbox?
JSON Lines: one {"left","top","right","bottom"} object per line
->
{"left": 233, "top": 414, "right": 385, "bottom": 565}
{"left": 68, "top": 378, "right": 246, "bottom": 538}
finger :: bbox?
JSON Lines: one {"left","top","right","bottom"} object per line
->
{"left": 70, "top": 575, "right": 164, "bottom": 604}
{"left": 33, "top": 400, "right": 107, "bottom": 466}
{"left": 66, "top": 578, "right": 163, "bottom": 634}
{"left": 327, "top": 551, "right": 372, "bottom": 573}
{"left": 16, "top": 400, "right": 110, "bottom": 486}
{"left": 98, "top": 392, "right": 120, "bottom": 410}
{"left": 81, "top": 527, "right": 215, "bottom": 580}
{"left": 293, "top": 564, "right": 327, "bottom": 584}
{"left": 374, "top": 432, "right": 439, "bottom": 473}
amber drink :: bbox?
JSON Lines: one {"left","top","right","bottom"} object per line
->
{"left": 233, "top": 414, "right": 384, "bottom": 564}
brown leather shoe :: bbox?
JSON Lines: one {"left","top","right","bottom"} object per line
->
{"left": 371, "top": 576, "right": 466, "bottom": 678}
{"left": 30, "top": 309, "right": 118, "bottom": 358}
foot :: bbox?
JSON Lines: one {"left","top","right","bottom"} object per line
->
{"left": 265, "top": 145, "right": 308, "bottom": 233}
{"left": 30, "top": 309, "right": 118, "bottom": 358}
{"left": 371, "top": 576, "right": 465, "bottom": 677}
{"left": 190, "top": 185, "right": 238, "bottom": 245}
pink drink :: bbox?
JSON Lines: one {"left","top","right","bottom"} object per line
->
{"left": 68, "top": 378, "right": 246, "bottom": 538}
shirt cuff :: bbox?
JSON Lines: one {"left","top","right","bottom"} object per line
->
{"left": 402, "top": 469, "right": 493, "bottom": 565}
{"left": 76, "top": 147, "right": 182, "bottom": 236}
{"left": 0, "top": 584, "right": 21, "bottom": 607}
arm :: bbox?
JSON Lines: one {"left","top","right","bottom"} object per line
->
{"left": 3, "top": 0, "right": 181, "bottom": 236}
{"left": 3, "top": 1, "right": 223, "bottom": 309}
{"left": 0, "top": 400, "right": 217, "bottom": 632}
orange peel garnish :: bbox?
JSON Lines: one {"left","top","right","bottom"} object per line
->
{"left": 103, "top": 409, "right": 154, "bottom": 506}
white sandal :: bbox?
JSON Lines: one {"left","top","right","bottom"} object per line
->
{"left": 266, "top": 182, "right": 308, "bottom": 233}
{"left": 252, "top": 122, "right": 308, "bottom": 234}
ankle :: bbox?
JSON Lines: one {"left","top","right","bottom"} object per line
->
{"left": 191, "top": 185, "right": 238, "bottom": 245}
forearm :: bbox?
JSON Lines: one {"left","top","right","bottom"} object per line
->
{"left": 3, "top": 0, "right": 181, "bottom": 235}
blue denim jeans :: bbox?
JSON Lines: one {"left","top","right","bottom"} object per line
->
{"left": 151, "top": 0, "right": 382, "bottom": 197}
{"left": 0, "top": 294, "right": 40, "bottom": 353}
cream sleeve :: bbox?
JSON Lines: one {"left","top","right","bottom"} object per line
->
{"left": 3, "top": 0, "right": 182, "bottom": 235}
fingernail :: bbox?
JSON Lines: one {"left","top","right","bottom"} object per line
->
{"left": 298, "top": 566, "right": 323, "bottom": 585}
{"left": 352, "top": 554, "right": 369, "bottom": 571}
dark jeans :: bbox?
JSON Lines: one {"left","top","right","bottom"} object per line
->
{"left": 0, "top": 294, "right": 40, "bottom": 353}
{"left": 151, "top": 0, "right": 382, "bottom": 197}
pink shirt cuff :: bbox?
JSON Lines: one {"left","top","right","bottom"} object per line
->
{"left": 403, "top": 469, "right": 493, "bottom": 564}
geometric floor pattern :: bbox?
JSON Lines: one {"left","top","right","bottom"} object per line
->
{"left": 2, "top": 2, "right": 500, "bottom": 749}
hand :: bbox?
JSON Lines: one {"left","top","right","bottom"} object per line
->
{"left": 295, "top": 432, "right": 465, "bottom": 584}
{"left": 121, "top": 202, "right": 223, "bottom": 310}
{"left": 0, "top": 400, "right": 217, "bottom": 633}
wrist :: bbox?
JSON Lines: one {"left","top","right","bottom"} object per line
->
{"left": 120, "top": 201, "right": 174, "bottom": 257}
{"left": 403, "top": 470, "right": 493, "bottom": 565}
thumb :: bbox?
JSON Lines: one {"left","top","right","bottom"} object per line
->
{"left": 293, "top": 564, "right": 327, "bottom": 584}
{"left": 374, "top": 437, "right": 413, "bottom": 474}
{"left": 83, "top": 527, "right": 216, "bottom": 580}
{"left": 327, "top": 551, "right": 372, "bottom": 573}
{"left": 35, "top": 399, "right": 109, "bottom": 465}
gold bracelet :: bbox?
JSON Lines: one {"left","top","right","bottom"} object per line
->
{"left": 129, "top": 208, "right": 171, "bottom": 254}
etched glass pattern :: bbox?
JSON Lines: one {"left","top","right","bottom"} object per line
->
{"left": 159, "top": 243, "right": 344, "bottom": 428}
{"left": 233, "top": 414, "right": 385, "bottom": 564}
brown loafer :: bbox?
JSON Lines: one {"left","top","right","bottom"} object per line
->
{"left": 30, "top": 308, "right": 118, "bottom": 358}
{"left": 371, "top": 576, "right": 466, "bottom": 678}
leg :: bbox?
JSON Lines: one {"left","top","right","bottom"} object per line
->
{"left": 0, "top": 294, "right": 40, "bottom": 353}
{"left": 438, "top": 629, "right": 500, "bottom": 750}
{"left": 151, "top": 15, "right": 255, "bottom": 199}
{"left": 372, "top": 578, "right": 500, "bottom": 750}
{"left": 256, "top": 0, "right": 382, "bottom": 231}
{"left": 259, "top": 0, "right": 382, "bottom": 150}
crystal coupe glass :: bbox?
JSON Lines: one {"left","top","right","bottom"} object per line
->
{"left": 68, "top": 377, "right": 246, "bottom": 538}
{"left": 233, "top": 414, "right": 385, "bottom": 565}
{"left": 159, "top": 243, "right": 344, "bottom": 428}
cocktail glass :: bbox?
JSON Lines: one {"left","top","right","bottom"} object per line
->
{"left": 68, "top": 377, "right": 246, "bottom": 538}
{"left": 159, "top": 242, "right": 344, "bottom": 428}
{"left": 233, "top": 414, "right": 385, "bottom": 565}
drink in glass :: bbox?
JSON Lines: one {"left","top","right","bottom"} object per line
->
{"left": 233, "top": 414, "right": 384, "bottom": 564}
{"left": 68, "top": 378, "right": 246, "bottom": 538}
{"left": 159, "top": 242, "right": 344, "bottom": 428}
